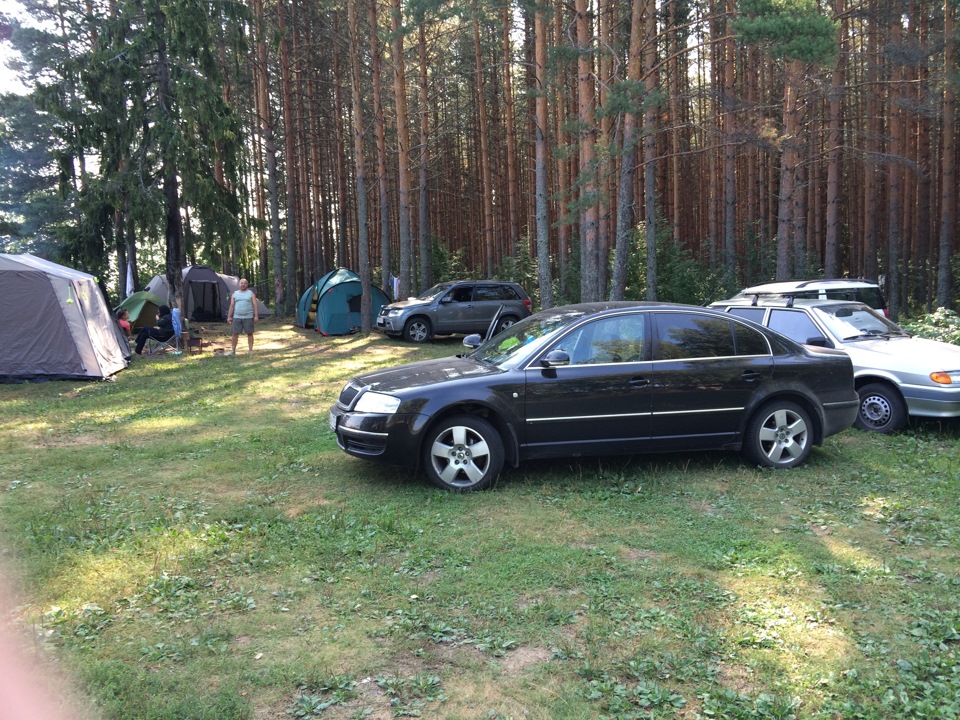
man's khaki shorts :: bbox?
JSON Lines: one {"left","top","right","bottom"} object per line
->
{"left": 232, "top": 317, "right": 255, "bottom": 334}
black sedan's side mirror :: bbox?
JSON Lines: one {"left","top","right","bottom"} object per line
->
{"left": 540, "top": 350, "right": 570, "bottom": 368}
{"left": 805, "top": 336, "right": 830, "bottom": 347}
{"left": 463, "top": 334, "right": 483, "bottom": 349}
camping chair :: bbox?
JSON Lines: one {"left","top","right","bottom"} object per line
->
{"left": 146, "top": 308, "right": 183, "bottom": 356}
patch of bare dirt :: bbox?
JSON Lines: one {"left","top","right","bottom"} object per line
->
{"left": 284, "top": 497, "right": 333, "bottom": 519}
{"left": 620, "top": 547, "right": 661, "bottom": 561}
{"left": 688, "top": 499, "right": 719, "bottom": 515}
{"left": 500, "top": 645, "right": 553, "bottom": 674}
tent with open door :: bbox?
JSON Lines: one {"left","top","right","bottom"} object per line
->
{"left": 0, "top": 254, "right": 130, "bottom": 382}
{"left": 145, "top": 266, "right": 272, "bottom": 322}
{"left": 295, "top": 268, "right": 390, "bottom": 335}
{"left": 115, "top": 291, "right": 166, "bottom": 330}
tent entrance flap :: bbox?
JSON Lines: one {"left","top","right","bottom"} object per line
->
{"left": 190, "top": 281, "right": 222, "bottom": 321}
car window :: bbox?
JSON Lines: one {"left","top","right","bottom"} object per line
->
{"left": 727, "top": 307, "right": 767, "bottom": 324}
{"left": 474, "top": 284, "right": 515, "bottom": 302}
{"left": 768, "top": 309, "right": 824, "bottom": 343}
{"left": 656, "top": 313, "right": 735, "bottom": 360}
{"left": 855, "top": 288, "right": 885, "bottom": 310}
{"left": 733, "top": 322, "right": 770, "bottom": 356}
{"left": 448, "top": 285, "right": 474, "bottom": 302}
{"left": 823, "top": 289, "right": 861, "bottom": 303}
{"left": 415, "top": 283, "right": 452, "bottom": 301}
{"left": 553, "top": 315, "right": 646, "bottom": 365}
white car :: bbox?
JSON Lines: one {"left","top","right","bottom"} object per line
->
{"left": 710, "top": 297, "right": 960, "bottom": 433}
{"left": 733, "top": 278, "right": 888, "bottom": 316}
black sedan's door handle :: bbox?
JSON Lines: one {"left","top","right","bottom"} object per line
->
{"left": 741, "top": 371, "right": 763, "bottom": 382}
{"left": 629, "top": 377, "right": 650, "bottom": 387}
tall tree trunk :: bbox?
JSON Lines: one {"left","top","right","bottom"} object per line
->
{"left": 886, "top": 12, "right": 904, "bottom": 319}
{"left": 370, "top": 0, "right": 392, "bottom": 297}
{"left": 610, "top": 0, "right": 644, "bottom": 300}
{"left": 474, "top": 10, "right": 495, "bottom": 278}
{"left": 501, "top": 4, "right": 519, "bottom": 259}
{"left": 305, "top": 53, "right": 325, "bottom": 276}
{"left": 417, "top": 22, "right": 432, "bottom": 289}
{"left": 824, "top": 0, "right": 845, "bottom": 278}
{"left": 125, "top": 210, "right": 137, "bottom": 295}
{"left": 776, "top": 60, "right": 801, "bottom": 279}
{"left": 348, "top": 0, "right": 371, "bottom": 332}
{"left": 278, "top": 0, "right": 298, "bottom": 314}
{"left": 643, "top": 0, "right": 658, "bottom": 300}
{"left": 576, "top": 0, "right": 600, "bottom": 302}
{"left": 722, "top": 0, "right": 736, "bottom": 287}
{"left": 555, "top": 0, "right": 571, "bottom": 299}
{"left": 390, "top": 0, "right": 414, "bottom": 296}
{"left": 154, "top": 0, "right": 184, "bottom": 312}
{"left": 333, "top": 47, "right": 349, "bottom": 267}
{"left": 669, "top": 0, "right": 682, "bottom": 245}
{"left": 938, "top": 0, "right": 956, "bottom": 307}
{"left": 913, "top": 0, "right": 932, "bottom": 307}
{"left": 534, "top": 5, "right": 553, "bottom": 309}
{"left": 251, "top": 0, "right": 283, "bottom": 310}
{"left": 863, "top": 3, "right": 880, "bottom": 281}
{"left": 596, "top": 0, "right": 612, "bottom": 297}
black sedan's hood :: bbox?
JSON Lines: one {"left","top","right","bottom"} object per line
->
{"left": 355, "top": 356, "right": 503, "bottom": 393}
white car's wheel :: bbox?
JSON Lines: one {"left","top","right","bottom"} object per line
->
{"left": 854, "top": 382, "right": 907, "bottom": 433}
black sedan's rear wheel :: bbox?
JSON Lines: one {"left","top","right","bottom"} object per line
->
{"left": 744, "top": 401, "right": 812, "bottom": 468}
{"left": 422, "top": 415, "right": 504, "bottom": 491}
{"left": 403, "top": 317, "right": 432, "bottom": 343}
{"left": 854, "top": 382, "right": 907, "bottom": 434}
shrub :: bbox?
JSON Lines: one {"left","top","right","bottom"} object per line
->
{"left": 900, "top": 308, "right": 960, "bottom": 345}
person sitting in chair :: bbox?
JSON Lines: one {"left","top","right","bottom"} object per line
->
{"left": 117, "top": 308, "right": 131, "bottom": 336}
{"left": 134, "top": 305, "right": 173, "bottom": 355}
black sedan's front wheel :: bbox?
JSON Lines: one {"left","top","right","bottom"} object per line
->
{"left": 744, "top": 401, "right": 812, "bottom": 468}
{"left": 423, "top": 415, "right": 504, "bottom": 491}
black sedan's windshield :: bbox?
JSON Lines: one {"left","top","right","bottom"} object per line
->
{"left": 470, "top": 310, "right": 585, "bottom": 367}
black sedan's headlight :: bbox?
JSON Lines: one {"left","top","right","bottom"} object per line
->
{"left": 353, "top": 391, "right": 401, "bottom": 414}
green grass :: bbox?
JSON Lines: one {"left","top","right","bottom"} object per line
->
{"left": 2, "top": 319, "right": 959, "bottom": 719}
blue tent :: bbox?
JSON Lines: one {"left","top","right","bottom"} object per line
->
{"left": 296, "top": 269, "right": 390, "bottom": 335}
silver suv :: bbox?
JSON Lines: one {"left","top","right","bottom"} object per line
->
{"left": 376, "top": 280, "right": 532, "bottom": 343}
{"left": 734, "top": 279, "right": 888, "bottom": 315}
{"left": 710, "top": 296, "right": 960, "bottom": 433}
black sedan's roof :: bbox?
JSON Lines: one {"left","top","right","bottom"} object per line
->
{"left": 532, "top": 300, "right": 716, "bottom": 319}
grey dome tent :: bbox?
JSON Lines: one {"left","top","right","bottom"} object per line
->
{"left": 0, "top": 254, "right": 130, "bottom": 382}
{"left": 145, "top": 266, "right": 272, "bottom": 322}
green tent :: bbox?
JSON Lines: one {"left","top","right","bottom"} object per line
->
{"left": 116, "top": 291, "right": 166, "bottom": 330}
{"left": 296, "top": 269, "right": 390, "bottom": 335}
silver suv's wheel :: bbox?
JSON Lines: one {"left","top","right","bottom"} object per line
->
{"left": 494, "top": 316, "right": 518, "bottom": 335}
{"left": 744, "top": 401, "right": 812, "bottom": 468}
{"left": 854, "top": 382, "right": 907, "bottom": 433}
{"left": 403, "top": 317, "right": 431, "bottom": 343}
{"left": 422, "top": 415, "right": 504, "bottom": 491}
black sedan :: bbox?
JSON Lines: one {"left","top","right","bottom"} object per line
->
{"left": 330, "top": 302, "right": 859, "bottom": 491}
